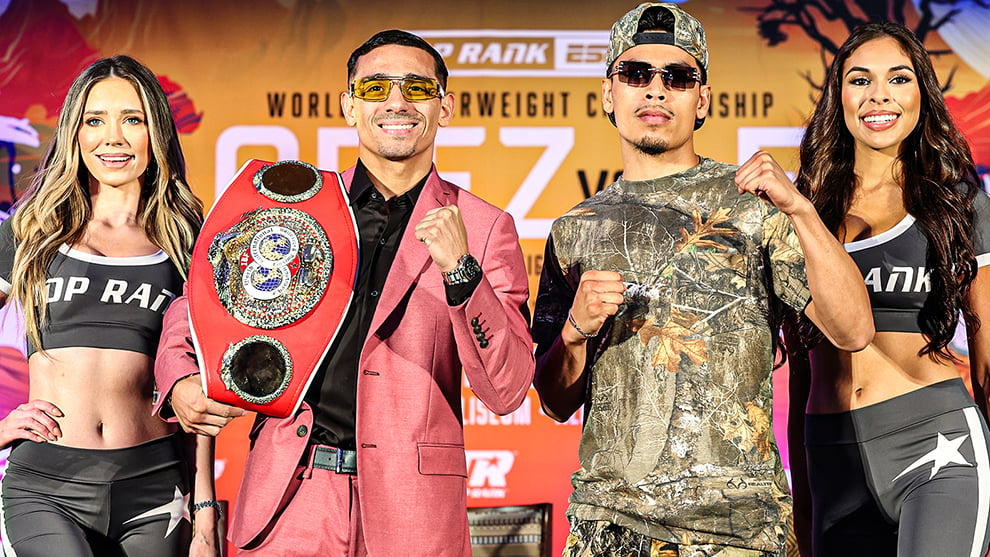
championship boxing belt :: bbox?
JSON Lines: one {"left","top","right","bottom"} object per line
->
{"left": 188, "top": 159, "right": 358, "bottom": 418}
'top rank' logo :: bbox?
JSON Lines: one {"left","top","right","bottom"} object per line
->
{"left": 465, "top": 450, "right": 515, "bottom": 499}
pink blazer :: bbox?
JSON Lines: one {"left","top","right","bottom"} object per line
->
{"left": 154, "top": 166, "right": 535, "bottom": 556}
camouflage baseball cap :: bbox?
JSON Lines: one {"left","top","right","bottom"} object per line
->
{"left": 606, "top": 3, "right": 708, "bottom": 76}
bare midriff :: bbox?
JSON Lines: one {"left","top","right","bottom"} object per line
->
{"left": 28, "top": 346, "right": 173, "bottom": 449}
{"left": 807, "top": 330, "right": 963, "bottom": 414}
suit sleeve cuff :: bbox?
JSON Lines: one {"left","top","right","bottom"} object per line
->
{"left": 445, "top": 272, "right": 483, "bottom": 306}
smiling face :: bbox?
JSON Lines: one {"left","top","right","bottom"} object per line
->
{"left": 76, "top": 77, "right": 150, "bottom": 190}
{"left": 341, "top": 44, "right": 453, "bottom": 171}
{"left": 602, "top": 42, "right": 710, "bottom": 168}
{"left": 841, "top": 36, "right": 921, "bottom": 158}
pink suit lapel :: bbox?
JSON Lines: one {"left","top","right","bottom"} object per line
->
{"left": 341, "top": 166, "right": 455, "bottom": 340}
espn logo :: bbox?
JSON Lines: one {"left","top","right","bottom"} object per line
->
{"left": 466, "top": 450, "right": 515, "bottom": 498}
{"left": 564, "top": 42, "right": 607, "bottom": 65}
{"left": 416, "top": 30, "right": 609, "bottom": 77}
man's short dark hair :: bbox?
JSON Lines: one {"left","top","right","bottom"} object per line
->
{"left": 638, "top": 6, "right": 674, "bottom": 35}
{"left": 346, "top": 29, "right": 449, "bottom": 89}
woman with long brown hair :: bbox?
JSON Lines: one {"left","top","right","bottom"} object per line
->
{"left": 0, "top": 55, "right": 216, "bottom": 556}
{"left": 793, "top": 22, "right": 990, "bottom": 556}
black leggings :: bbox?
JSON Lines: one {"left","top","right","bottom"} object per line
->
{"left": 806, "top": 379, "right": 990, "bottom": 557}
{"left": 0, "top": 434, "right": 191, "bottom": 557}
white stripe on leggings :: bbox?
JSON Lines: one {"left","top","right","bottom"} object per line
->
{"left": 964, "top": 407, "right": 990, "bottom": 557}
{"left": 0, "top": 451, "right": 18, "bottom": 557}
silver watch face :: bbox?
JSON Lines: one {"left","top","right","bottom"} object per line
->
{"left": 444, "top": 254, "right": 480, "bottom": 284}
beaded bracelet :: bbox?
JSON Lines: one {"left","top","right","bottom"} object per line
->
{"left": 567, "top": 311, "right": 597, "bottom": 338}
{"left": 192, "top": 499, "right": 223, "bottom": 516}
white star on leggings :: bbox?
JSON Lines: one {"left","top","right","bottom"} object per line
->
{"left": 893, "top": 432, "right": 971, "bottom": 482}
{"left": 123, "top": 486, "right": 191, "bottom": 538}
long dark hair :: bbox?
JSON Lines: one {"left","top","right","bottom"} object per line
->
{"left": 797, "top": 22, "right": 979, "bottom": 361}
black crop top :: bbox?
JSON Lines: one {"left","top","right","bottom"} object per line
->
{"left": 844, "top": 187, "right": 990, "bottom": 333}
{"left": 0, "top": 217, "right": 183, "bottom": 356}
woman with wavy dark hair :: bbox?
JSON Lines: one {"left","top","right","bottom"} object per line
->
{"left": 0, "top": 55, "right": 216, "bottom": 556}
{"left": 792, "top": 22, "right": 990, "bottom": 556}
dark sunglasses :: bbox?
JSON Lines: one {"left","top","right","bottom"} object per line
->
{"left": 350, "top": 76, "right": 444, "bottom": 102}
{"left": 608, "top": 61, "right": 702, "bottom": 90}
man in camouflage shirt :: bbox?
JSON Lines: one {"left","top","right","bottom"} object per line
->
{"left": 532, "top": 3, "right": 873, "bottom": 556}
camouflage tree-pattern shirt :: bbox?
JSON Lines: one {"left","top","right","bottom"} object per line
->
{"left": 532, "top": 158, "right": 811, "bottom": 552}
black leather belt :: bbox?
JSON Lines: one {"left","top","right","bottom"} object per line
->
{"left": 310, "top": 445, "right": 357, "bottom": 475}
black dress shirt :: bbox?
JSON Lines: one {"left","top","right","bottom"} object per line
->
{"left": 304, "top": 161, "right": 480, "bottom": 449}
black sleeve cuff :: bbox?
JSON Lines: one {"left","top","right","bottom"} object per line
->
{"left": 445, "top": 272, "right": 483, "bottom": 306}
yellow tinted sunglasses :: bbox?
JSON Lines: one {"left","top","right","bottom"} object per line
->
{"left": 350, "top": 76, "right": 444, "bottom": 102}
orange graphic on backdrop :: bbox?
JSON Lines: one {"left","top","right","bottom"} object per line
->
{"left": 946, "top": 80, "right": 990, "bottom": 167}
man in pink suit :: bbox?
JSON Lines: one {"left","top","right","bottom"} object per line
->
{"left": 153, "top": 29, "right": 535, "bottom": 556}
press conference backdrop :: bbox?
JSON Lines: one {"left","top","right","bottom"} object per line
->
{"left": 2, "top": 0, "right": 989, "bottom": 554}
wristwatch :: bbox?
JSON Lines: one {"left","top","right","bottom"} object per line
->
{"left": 441, "top": 254, "right": 482, "bottom": 285}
